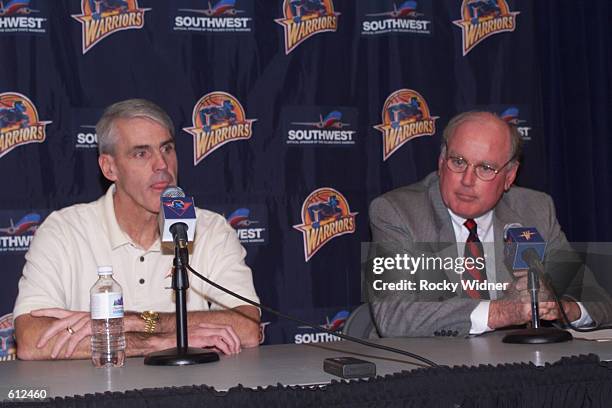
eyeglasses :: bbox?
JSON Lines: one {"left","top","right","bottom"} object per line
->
{"left": 444, "top": 153, "right": 514, "bottom": 181}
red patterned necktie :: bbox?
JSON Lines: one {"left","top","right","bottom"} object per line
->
{"left": 462, "top": 219, "right": 489, "bottom": 300}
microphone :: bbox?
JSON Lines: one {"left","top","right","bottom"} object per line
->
{"left": 504, "top": 226, "right": 546, "bottom": 326}
{"left": 159, "top": 186, "right": 197, "bottom": 247}
{"left": 146, "top": 187, "right": 218, "bottom": 366}
{"left": 504, "top": 226, "right": 546, "bottom": 270}
{"left": 501, "top": 226, "right": 572, "bottom": 344}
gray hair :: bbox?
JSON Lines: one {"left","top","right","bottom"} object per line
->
{"left": 440, "top": 111, "right": 523, "bottom": 163}
{"left": 96, "top": 99, "right": 175, "bottom": 155}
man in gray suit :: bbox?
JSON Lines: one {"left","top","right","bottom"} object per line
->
{"left": 368, "top": 111, "right": 611, "bottom": 337}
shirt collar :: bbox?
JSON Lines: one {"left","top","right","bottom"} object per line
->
{"left": 102, "top": 184, "right": 161, "bottom": 252}
{"left": 447, "top": 208, "right": 494, "bottom": 238}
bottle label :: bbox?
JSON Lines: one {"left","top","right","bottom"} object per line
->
{"left": 91, "top": 292, "right": 124, "bottom": 319}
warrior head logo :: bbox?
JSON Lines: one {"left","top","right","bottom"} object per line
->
{"left": 183, "top": 92, "right": 256, "bottom": 165}
{"left": 374, "top": 89, "right": 437, "bottom": 161}
{"left": 0, "top": 92, "right": 50, "bottom": 159}
{"left": 293, "top": 188, "right": 357, "bottom": 262}
{"left": 0, "top": 313, "right": 16, "bottom": 361}
{"left": 453, "top": 0, "right": 519, "bottom": 56}
{"left": 72, "top": 0, "right": 149, "bottom": 54}
{"left": 275, "top": 0, "right": 340, "bottom": 54}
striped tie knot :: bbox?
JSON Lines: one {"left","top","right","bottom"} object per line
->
{"left": 464, "top": 218, "right": 477, "bottom": 235}
{"left": 461, "top": 218, "right": 489, "bottom": 299}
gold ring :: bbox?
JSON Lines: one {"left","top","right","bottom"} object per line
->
{"left": 66, "top": 326, "right": 75, "bottom": 335}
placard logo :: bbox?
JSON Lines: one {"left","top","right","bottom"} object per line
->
{"left": 72, "top": 0, "right": 149, "bottom": 54}
{"left": 0, "top": 212, "right": 41, "bottom": 252}
{"left": 453, "top": 0, "right": 519, "bottom": 56}
{"left": 362, "top": 0, "right": 432, "bottom": 36}
{"left": 275, "top": 0, "right": 340, "bottom": 54}
{"left": 75, "top": 125, "right": 98, "bottom": 149}
{"left": 374, "top": 89, "right": 437, "bottom": 161}
{"left": 293, "top": 188, "right": 357, "bottom": 262}
{"left": 0, "top": 0, "right": 47, "bottom": 34}
{"left": 227, "top": 207, "right": 266, "bottom": 244}
{"left": 183, "top": 91, "right": 256, "bottom": 165}
{"left": 294, "top": 310, "right": 348, "bottom": 344}
{"left": 174, "top": 0, "right": 253, "bottom": 33}
{"left": 73, "top": 108, "right": 103, "bottom": 149}
{"left": 0, "top": 92, "right": 50, "bottom": 159}
{"left": 163, "top": 199, "right": 193, "bottom": 217}
{"left": 0, "top": 0, "right": 35, "bottom": 15}
{"left": 499, "top": 106, "right": 531, "bottom": 141}
{"left": 287, "top": 109, "right": 356, "bottom": 145}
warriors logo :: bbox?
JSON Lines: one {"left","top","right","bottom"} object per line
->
{"left": 0, "top": 93, "right": 50, "bottom": 159}
{"left": 0, "top": 313, "right": 15, "bottom": 361}
{"left": 183, "top": 92, "right": 256, "bottom": 165}
{"left": 374, "top": 89, "right": 437, "bottom": 161}
{"left": 293, "top": 188, "right": 357, "bottom": 262}
{"left": 72, "top": 0, "right": 149, "bottom": 54}
{"left": 275, "top": 0, "right": 340, "bottom": 54}
{"left": 453, "top": 0, "right": 519, "bottom": 56}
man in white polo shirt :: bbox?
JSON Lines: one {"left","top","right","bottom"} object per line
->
{"left": 13, "top": 99, "right": 260, "bottom": 360}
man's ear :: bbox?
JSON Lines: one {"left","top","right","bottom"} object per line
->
{"left": 437, "top": 148, "right": 446, "bottom": 176}
{"left": 504, "top": 162, "right": 519, "bottom": 191}
{"left": 99, "top": 154, "right": 117, "bottom": 182}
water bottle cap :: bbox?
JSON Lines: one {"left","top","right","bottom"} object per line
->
{"left": 97, "top": 265, "right": 113, "bottom": 275}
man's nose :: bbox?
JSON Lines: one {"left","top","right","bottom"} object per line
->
{"left": 461, "top": 164, "right": 477, "bottom": 186}
{"left": 153, "top": 151, "right": 168, "bottom": 171}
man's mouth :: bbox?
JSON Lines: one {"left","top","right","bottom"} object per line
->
{"left": 455, "top": 192, "right": 477, "bottom": 202}
{"left": 151, "top": 181, "right": 171, "bottom": 191}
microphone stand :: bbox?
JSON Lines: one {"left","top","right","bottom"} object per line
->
{"left": 503, "top": 265, "right": 572, "bottom": 344}
{"left": 144, "top": 227, "right": 219, "bottom": 365}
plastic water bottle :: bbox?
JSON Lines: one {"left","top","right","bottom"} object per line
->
{"left": 90, "top": 266, "right": 125, "bottom": 368}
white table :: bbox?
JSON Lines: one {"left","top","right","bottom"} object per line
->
{"left": 1, "top": 331, "right": 611, "bottom": 400}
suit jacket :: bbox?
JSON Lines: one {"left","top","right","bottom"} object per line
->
{"left": 368, "top": 172, "right": 612, "bottom": 337}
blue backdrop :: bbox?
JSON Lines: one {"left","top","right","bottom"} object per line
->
{"left": 0, "top": 0, "right": 610, "bottom": 358}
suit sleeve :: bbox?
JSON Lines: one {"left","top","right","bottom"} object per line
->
{"left": 367, "top": 195, "right": 480, "bottom": 338}
{"left": 541, "top": 195, "right": 612, "bottom": 326}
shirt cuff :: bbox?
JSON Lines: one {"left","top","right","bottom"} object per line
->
{"left": 571, "top": 301, "right": 594, "bottom": 327}
{"left": 469, "top": 301, "right": 494, "bottom": 335}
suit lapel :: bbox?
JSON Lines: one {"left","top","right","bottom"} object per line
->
{"left": 428, "top": 176, "right": 456, "bottom": 245}
{"left": 428, "top": 177, "right": 461, "bottom": 286}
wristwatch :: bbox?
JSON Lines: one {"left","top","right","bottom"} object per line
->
{"left": 140, "top": 310, "right": 160, "bottom": 334}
